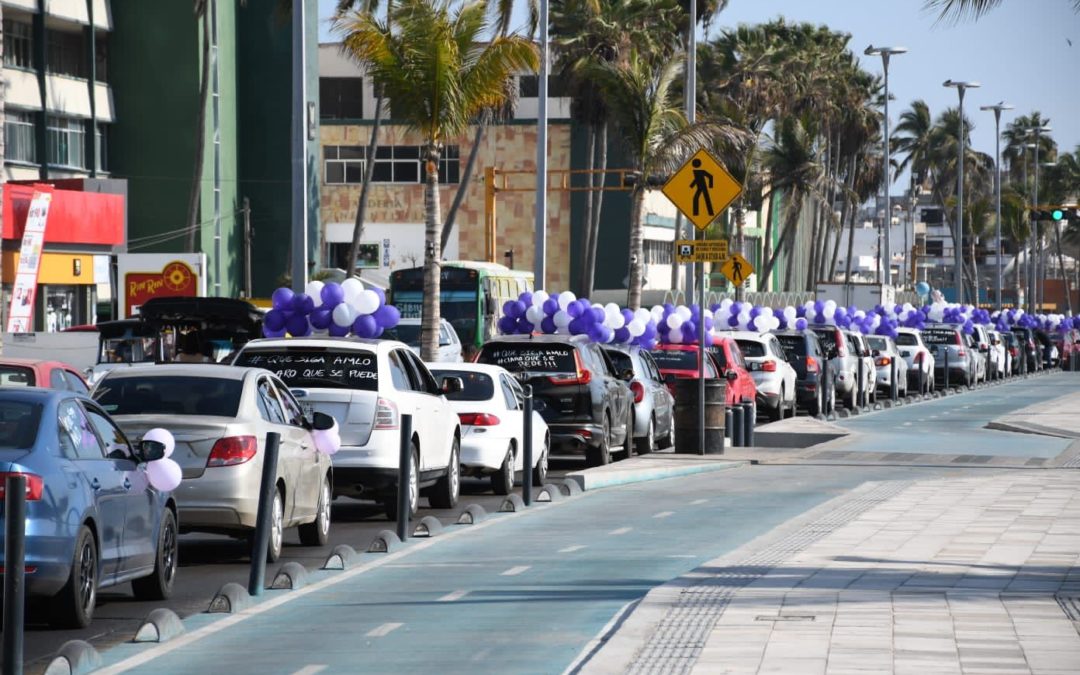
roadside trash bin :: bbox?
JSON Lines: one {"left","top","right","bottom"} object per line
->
{"left": 674, "top": 379, "right": 726, "bottom": 454}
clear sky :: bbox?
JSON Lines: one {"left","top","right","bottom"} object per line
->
{"left": 318, "top": 0, "right": 1080, "bottom": 168}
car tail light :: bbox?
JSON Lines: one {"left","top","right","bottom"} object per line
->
{"left": 875, "top": 356, "right": 891, "bottom": 367}
{"left": 1009, "top": 347, "right": 1018, "bottom": 357}
{"left": 0, "top": 473, "right": 43, "bottom": 501}
{"left": 956, "top": 350, "right": 967, "bottom": 357}
{"left": 761, "top": 361, "right": 777, "bottom": 372}
{"left": 0, "top": 566, "right": 37, "bottom": 574}
{"left": 806, "top": 356, "right": 819, "bottom": 373}
{"left": 207, "top": 436, "right": 258, "bottom": 467}
{"left": 630, "top": 380, "right": 645, "bottom": 403}
{"left": 549, "top": 351, "right": 592, "bottom": 386}
{"left": 374, "top": 397, "right": 399, "bottom": 430}
{"left": 914, "top": 351, "right": 925, "bottom": 363}
{"left": 458, "top": 413, "right": 500, "bottom": 426}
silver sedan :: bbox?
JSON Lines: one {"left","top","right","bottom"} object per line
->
{"left": 93, "top": 364, "right": 334, "bottom": 562}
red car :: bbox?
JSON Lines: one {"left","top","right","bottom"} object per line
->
{"left": 0, "top": 358, "right": 90, "bottom": 394}
{"left": 651, "top": 340, "right": 757, "bottom": 408}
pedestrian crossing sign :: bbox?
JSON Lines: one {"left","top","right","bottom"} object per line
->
{"left": 719, "top": 253, "right": 753, "bottom": 286}
{"left": 661, "top": 149, "right": 742, "bottom": 231}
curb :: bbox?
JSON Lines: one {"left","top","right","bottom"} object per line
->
{"left": 566, "top": 459, "right": 747, "bottom": 491}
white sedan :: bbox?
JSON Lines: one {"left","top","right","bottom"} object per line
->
{"left": 430, "top": 363, "right": 549, "bottom": 495}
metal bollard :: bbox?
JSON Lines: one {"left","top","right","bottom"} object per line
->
{"left": 890, "top": 360, "right": 898, "bottom": 401}
{"left": 249, "top": 432, "right": 280, "bottom": 597}
{"left": 821, "top": 358, "right": 831, "bottom": 417}
{"left": 522, "top": 385, "right": 534, "bottom": 507}
{"left": 730, "top": 404, "right": 744, "bottom": 447}
{"left": 396, "top": 414, "right": 413, "bottom": 542}
{"left": 944, "top": 350, "right": 950, "bottom": 391}
{"left": 742, "top": 402, "right": 755, "bottom": 447}
{"left": 725, "top": 408, "right": 733, "bottom": 441}
{"left": 4, "top": 475, "right": 27, "bottom": 675}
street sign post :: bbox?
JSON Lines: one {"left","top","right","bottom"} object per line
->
{"left": 719, "top": 253, "right": 753, "bottom": 287}
{"left": 662, "top": 149, "right": 743, "bottom": 455}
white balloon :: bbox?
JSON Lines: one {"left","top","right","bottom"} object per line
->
{"left": 627, "top": 319, "right": 646, "bottom": 337}
{"left": 532, "top": 290, "right": 549, "bottom": 307}
{"left": 305, "top": 281, "right": 325, "bottom": 306}
{"left": 146, "top": 458, "right": 182, "bottom": 492}
{"left": 737, "top": 311, "right": 751, "bottom": 328}
{"left": 717, "top": 309, "right": 732, "bottom": 326}
{"left": 142, "top": 428, "right": 175, "bottom": 459}
{"left": 333, "top": 303, "right": 357, "bottom": 327}
{"left": 554, "top": 310, "right": 573, "bottom": 327}
{"left": 634, "top": 308, "right": 652, "bottom": 323}
{"left": 675, "top": 306, "right": 693, "bottom": 321}
{"left": 341, "top": 278, "right": 363, "bottom": 304}
{"left": 824, "top": 300, "right": 837, "bottom": 312}
{"left": 666, "top": 314, "right": 684, "bottom": 330}
{"left": 759, "top": 306, "right": 773, "bottom": 319}
{"left": 668, "top": 329, "right": 683, "bottom": 343}
{"left": 354, "top": 289, "right": 381, "bottom": 315}
{"left": 526, "top": 306, "right": 544, "bottom": 324}
{"left": 557, "top": 291, "right": 577, "bottom": 311}
{"left": 823, "top": 305, "right": 836, "bottom": 320}
{"left": 720, "top": 298, "right": 733, "bottom": 310}
{"left": 607, "top": 313, "right": 625, "bottom": 330}
{"left": 783, "top": 306, "right": 797, "bottom": 321}
{"left": 604, "top": 302, "right": 620, "bottom": 317}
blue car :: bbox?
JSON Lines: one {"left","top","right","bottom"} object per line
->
{"left": 0, "top": 388, "right": 178, "bottom": 628}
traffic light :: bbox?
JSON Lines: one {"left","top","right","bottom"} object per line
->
{"left": 1031, "top": 206, "right": 1079, "bottom": 223}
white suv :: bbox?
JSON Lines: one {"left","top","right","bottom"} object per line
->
{"left": 895, "top": 327, "right": 935, "bottom": 394}
{"left": 232, "top": 337, "right": 462, "bottom": 519}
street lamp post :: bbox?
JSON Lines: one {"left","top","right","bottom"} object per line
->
{"left": 1023, "top": 126, "right": 1051, "bottom": 312}
{"left": 534, "top": 0, "right": 549, "bottom": 288}
{"left": 866, "top": 46, "right": 906, "bottom": 287}
{"left": 979, "top": 102, "right": 1013, "bottom": 311}
{"left": 943, "top": 80, "right": 980, "bottom": 305}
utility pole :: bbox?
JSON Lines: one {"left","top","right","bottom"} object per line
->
{"left": 943, "top": 79, "right": 979, "bottom": 305}
{"left": 534, "top": 0, "right": 549, "bottom": 288}
{"left": 866, "top": 46, "right": 906, "bottom": 288}
{"left": 243, "top": 197, "right": 253, "bottom": 298}
{"left": 290, "top": 0, "right": 309, "bottom": 293}
{"left": 980, "top": 102, "right": 1012, "bottom": 311}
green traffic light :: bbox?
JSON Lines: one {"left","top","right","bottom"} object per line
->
{"left": 1052, "top": 209, "right": 1064, "bottom": 221}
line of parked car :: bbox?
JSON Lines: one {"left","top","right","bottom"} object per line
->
{"left": 1, "top": 317, "right": 1075, "bottom": 629}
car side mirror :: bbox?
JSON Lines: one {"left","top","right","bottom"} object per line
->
{"left": 310, "top": 411, "right": 336, "bottom": 431}
{"left": 620, "top": 368, "right": 635, "bottom": 382}
{"left": 872, "top": 349, "right": 880, "bottom": 357}
{"left": 726, "top": 370, "right": 738, "bottom": 382}
{"left": 137, "top": 439, "right": 167, "bottom": 463}
{"left": 441, "top": 376, "right": 464, "bottom": 395}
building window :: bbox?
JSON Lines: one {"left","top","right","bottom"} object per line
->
{"left": 925, "top": 239, "right": 944, "bottom": 257}
{"left": 47, "top": 29, "right": 88, "bottom": 78}
{"left": 47, "top": 116, "right": 87, "bottom": 168}
{"left": 5, "top": 110, "right": 37, "bottom": 163}
{"left": 3, "top": 19, "right": 33, "bottom": 69}
{"left": 95, "top": 35, "right": 108, "bottom": 82}
{"left": 320, "top": 77, "right": 363, "bottom": 119}
{"left": 518, "top": 75, "right": 567, "bottom": 98}
{"left": 644, "top": 239, "right": 673, "bottom": 266}
{"left": 95, "top": 124, "right": 108, "bottom": 171}
{"left": 323, "top": 144, "right": 460, "bottom": 185}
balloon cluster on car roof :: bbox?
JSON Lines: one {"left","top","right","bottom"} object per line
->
{"left": 262, "top": 280, "right": 401, "bottom": 338}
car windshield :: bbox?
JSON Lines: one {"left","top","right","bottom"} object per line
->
{"left": 234, "top": 348, "right": 378, "bottom": 390}
{"left": 922, "top": 330, "right": 958, "bottom": 345}
{"left": 651, "top": 349, "right": 697, "bottom": 370}
{"left": 476, "top": 343, "right": 576, "bottom": 373}
{"left": 94, "top": 376, "right": 243, "bottom": 416}
{"left": 430, "top": 369, "right": 494, "bottom": 402}
{"left": 0, "top": 400, "right": 42, "bottom": 450}
{"left": 735, "top": 340, "right": 766, "bottom": 358}
{"left": 776, "top": 335, "right": 807, "bottom": 357}
{"left": 0, "top": 365, "right": 34, "bottom": 387}
{"left": 896, "top": 333, "right": 918, "bottom": 347}
{"left": 603, "top": 349, "right": 633, "bottom": 373}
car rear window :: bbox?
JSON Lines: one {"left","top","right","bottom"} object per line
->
{"left": 0, "top": 366, "right": 34, "bottom": 387}
{"left": 0, "top": 400, "right": 42, "bottom": 450}
{"left": 896, "top": 333, "right": 918, "bottom": 346}
{"left": 430, "top": 369, "right": 494, "bottom": 402}
{"left": 812, "top": 328, "right": 838, "bottom": 353}
{"left": 234, "top": 348, "right": 378, "bottom": 390}
{"left": 651, "top": 349, "right": 697, "bottom": 370}
{"left": 94, "top": 376, "right": 243, "bottom": 417}
{"left": 603, "top": 349, "right": 633, "bottom": 373}
{"left": 775, "top": 335, "right": 807, "bottom": 357}
{"left": 921, "top": 329, "right": 958, "bottom": 345}
{"left": 866, "top": 337, "right": 888, "bottom": 351}
{"left": 476, "top": 343, "right": 576, "bottom": 373}
{"left": 735, "top": 340, "right": 766, "bottom": 358}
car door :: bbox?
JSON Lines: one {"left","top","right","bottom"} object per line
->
{"left": 498, "top": 374, "right": 525, "bottom": 468}
{"left": 63, "top": 369, "right": 90, "bottom": 395}
{"left": 272, "top": 376, "right": 323, "bottom": 522}
{"left": 82, "top": 401, "right": 157, "bottom": 574}
{"left": 642, "top": 351, "right": 673, "bottom": 433}
{"left": 255, "top": 375, "right": 306, "bottom": 524}
{"left": 57, "top": 399, "right": 127, "bottom": 583}
{"left": 398, "top": 349, "right": 448, "bottom": 474}
{"left": 593, "top": 345, "right": 630, "bottom": 443}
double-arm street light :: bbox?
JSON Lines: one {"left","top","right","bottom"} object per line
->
{"left": 865, "top": 45, "right": 906, "bottom": 287}
{"left": 1022, "top": 126, "right": 1052, "bottom": 312}
{"left": 979, "top": 102, "right": 1013, "bottom": 311}
{"left": 943, "top": 79, "right": 980, "bottom": 305}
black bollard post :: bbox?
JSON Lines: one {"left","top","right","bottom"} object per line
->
{"left": 248, "top": 432, "right": 280, "bottom": 597}
{"left": 3, "top": 475, "right": 27, "bottom": 675}
{"left": 944, "top": 349, "right": 950, "bottom": 391}
{"left": 890, "top": 360, "right": 898, "bottom": 401}
{"left": 396, "top": 414, "right": 413, "bottom": 542}
{"left": 821, "top": 358, "right": 831, "bottom": 416}
{"left": 522, "top": 385, "right": 534, "bottom": 506}
{"left": 725, "top": 408, "right": 733, "bottom": 444}
{"left": 742, "top": 402, "right": 755, "bottom": 447}
{"left": 730, "top": 404, "right": 743, "bottom": 447}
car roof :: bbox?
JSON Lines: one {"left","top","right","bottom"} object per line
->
{"left": 240, "top": 337, "right": 406, "bottom": 353}
{"left": 483, "top": 334, "right": 592, "bottom": 345}
{"left": 0, "top": 386, "right": 75, "bottom": 403}
{"left": 98, "top": 363, "right": 251, "bottom": 381}
{"left": 428, "top": 362, "right": 508, "bottom": 377}
{"left": 0, "top": 357, "right": 70, "bottom": 368}
{"left": 717, "top": 330, "right": 771, "bottom": 342}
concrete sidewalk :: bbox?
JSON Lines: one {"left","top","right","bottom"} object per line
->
{"left": 578, "top": 470, "right": 1080, "bottom": 674}
{"left": 987, "top": 385, "right": 1080, "bottom": 439}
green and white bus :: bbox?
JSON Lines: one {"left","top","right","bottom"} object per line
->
{"left": 389, "top": 261, "right": 534, "bottom": 356}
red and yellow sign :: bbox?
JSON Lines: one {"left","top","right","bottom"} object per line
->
{"left": 125, "top": 260, "right": 199, "bottom": 316}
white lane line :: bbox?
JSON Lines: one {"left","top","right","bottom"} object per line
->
{"left": 609, "top": 527, "right": 633, "bottom": 535}
{"left": 290, "top": 667, "right": 328, "bottom": 675}
{"left": 691, "top": 499, "right": 708, "bottom": 505}
{"left": 653, "top": 511, "right": 675, "bottom": 519}
{"left": 559, "top": 545, "right": 586, "bottom": 553}
{"left": 438, "top": 590, "right": 468, "bottom": 602}
{"left": 667, "top": 554, "right": 696, "bottom": 558}
{"left": 902, "top": 422, "right": 912, "bottom": 426}
{"left": 366, "top": 622, "right": 404, "bottom": 637}
{"left": 501, "top": 565, "right": 531, "bottom": 576}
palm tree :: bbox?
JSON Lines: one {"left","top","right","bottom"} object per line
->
{"left": 1000, "top": 186, "right": 1028, "bottom": 305}
{"left": 339, "top": 0, "right": 538, "bottom": 358}
{"left": 923, "top": 0, "right": 1080, "bottom": 22}
{"left": 1040, "top": 147, "right": 1080, "bottom": 312}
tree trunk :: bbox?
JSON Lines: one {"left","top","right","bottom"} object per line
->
{"left": 806, "top": 197, "right": 823, "bottom": 291}
{"left": 758, "top": 190, "right": 800, "bottom": 286}
{"left": 186, "top": 7, "right": 212, "bottom": 253}
{"left": 843, "top": 154, "right": 860, "bottom": 285}
{"left": 583, "top": 122, "right": 607, "bottom": 299}
{"left": 347, "top": 94, "right": 384, "bottom": 275}
{"left": 421, "top": 145, "right": 443, "bottom": 361}
{"left": 442, "top": 111, "right": 489, "bottom": 254}
{"left": 831, "top": 155, "right": 857, "bottom": 281}
{"left": 579, "top": 125, "right": 596, "bottom": 295}
{"left": 1055, "top": 222, "right": 1073, "bottom": 314}
{"left": 627, "top": 187, "right": 646, "bottom": 310}
{"left": 757, "top": 190, "right": 774, "bottom": 291}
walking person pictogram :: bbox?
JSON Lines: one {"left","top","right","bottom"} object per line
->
{"left": 689, "top": 159, "right": 714, "bottom": 217}
{"left": 731, "top": 258, "right": 743, "bottom": 284}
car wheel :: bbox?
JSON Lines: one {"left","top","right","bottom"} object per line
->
{"left": 429, "top": 438, "right": 460, "bottom": 509}
{"left": 132, "top": 508, "right": 178, "bottom": 601}
{"left": 532, "top": 437, "right": 549, "bottom": 486}
{"left": 491, "top": 443, "right": 515, "bottom": 496}
{"left": 266, "top": 486, "right": 285, "bottom": 563}
{"left": 658, "top": 415, "right": 675, "bottom": 450}
{"left": 586, "top": 415, "right": 612, "bottom": 467}
{"left": 809, "top": 388, "right": 822, "bottom": 417}
{"left": 299, "top": 473, "right": 332, "bottom": 546}
{"left": 637, "top": 416, "right": 655, "bottom": 455}
{"left": 621, "top": 409, "right": 635, "bottom": 460}
{"left": 383, "top": 447, "right": 419, "bottom": 521}
{"left": 51, "top": 525, "right": 97, "bottom": 629}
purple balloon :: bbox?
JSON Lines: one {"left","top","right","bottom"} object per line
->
{"left": 516, "top": 317, "right": 533, "bottom": 334}
{"left": 372, "top": 287, "right": 387, "bottom": 307}
{"left": 541, "top": 317, "right": 557, "bottom": 333}
{"left": 748, "top": 317, "right": 758, "bottom": 332}
{"left": 681, "top": 323, "right": 697, "bottom": 342}
{"left": 621, "top": 308, "right": 634, "bottom": 325}
{"left": 329, "top": 323, "right": 350, "bottom": 337}
{"left": 567, "top": 301, "right": 585, "bottom": 318}
{"left": 353, "top": 314, "right": 378, "bottom": 338}
{"left": 591, "top": 307, "right": 606, "bottom": 324}
{"left": 795, "top": 318, "right": 808, "bottom": 330}
{"left": 543, "top": 298, "right": 560, "bottom": 315}
{"left": 371, "top": 326, "right": 384, "bottom": 339}
{"left": 291, "top": 293, "right": 315, "bottom": 315}
{"left": 320, "top": 282, "right": 345, "bottom": 307}
{"left": 597, "top": 325, "right": 614, "bottom": 343}
{"left": 272, "top": 287, "right": 294, "bottom": 311}
{"left": 614, "top": 327, "right": 631, "bottom": 343}
{"left": 642, "top": 322, "right": 658, "bottom": 341}
{"left": 309, "top": 307, "right": 333, "bottom": 330}
{"left": 498, "top": 316, "right": 518, "bottom": 334}
{"left": 519, "top": 292, "right": 533, "bottom": 307}
{"left": 373, "top": 304, "right": 400, "bottom": 328}
{"left": 264, "top": 309, "right": 287, "bottom": 331}
{"left": 587, "top": 325, "right": 605, "bottom": 342}
{"left": 569, "top": 318, "right": 586, "bottom": 335}
{"left": 503, "top": 300, "right": 519, "bottom": 318}
{"left": 286, "top": 313, "right": 311, "bottom": 337}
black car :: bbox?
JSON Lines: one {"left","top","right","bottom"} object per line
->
{"left": 476, "top": 335, "right": 634, "bottom": 466}
{"left": 1033, "top": 329, "right": 1058, "bottom": 368}
{"left": 1002, "top": 331, "right": 1022, "bottom": 375}
{"left": 772, "top": 329, "right": 833, "bottom": 416}
{"left": 1010, "top": 327, "right": 1041, "bottom": 372}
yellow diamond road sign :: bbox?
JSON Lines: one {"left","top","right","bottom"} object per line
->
{"left": 662, "top": 149, "right": 742, "bottom": 231}
{"left": 674, "top": 239, "right": 729, "bottom": 263}
{"left": 719, "top": 253, "right": 753, "bottom": 286}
